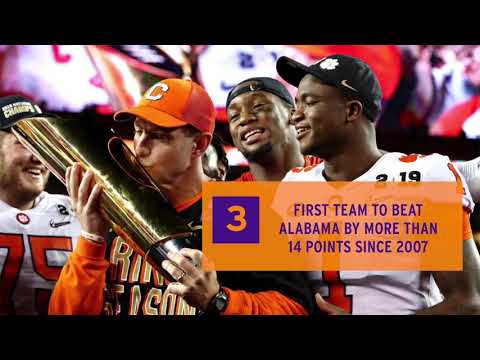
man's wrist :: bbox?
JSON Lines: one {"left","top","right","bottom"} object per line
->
{"left": 81, "top": 230, "right": 105, "bottom": 245}
{"left": 206, "top": 286, "right": 229, "bottom": 314}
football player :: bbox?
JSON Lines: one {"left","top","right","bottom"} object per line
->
{"left": 276, "top": 54, "right": 480, "bottom": 314}
{"left": 226, "top": 77, "right": 321, "bottom": 182}
{"left": 0, "top": 96, "right": 81, "bottom": 315}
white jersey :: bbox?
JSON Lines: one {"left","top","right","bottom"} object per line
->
{"left": 283, "top": 152, "right": 474, "bottom": 314}
{"left": 0, "top": 192, "right": 81, "bottom": 315}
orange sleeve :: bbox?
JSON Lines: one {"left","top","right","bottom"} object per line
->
{"left": 48, "top": 236, "right": 110, "bottom": 315}
{"left": 464, "top": 210, "right": 473, "bottom": 241}
{"left": 222, "top": 288, "right": 308, "bottom": 315}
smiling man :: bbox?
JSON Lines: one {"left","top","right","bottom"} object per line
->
{"left": 226, "top": 77, "right": 320, "bottom": 182}
{"left": 0, "top": 96, "right": 81, "bottom": 314}
{"left": 276, "top": 54, "right": 480, "bottom": 314}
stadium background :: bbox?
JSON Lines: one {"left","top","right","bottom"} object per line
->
{"left": 1, "top": 45, "right": 479, "bottom": 241}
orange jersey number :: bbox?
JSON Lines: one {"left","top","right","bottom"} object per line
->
{"left": 322, "top": 271, "right": 353, "bottom": 314}
{"left": 0, "top": 234, "right": 73, "bottom": 315}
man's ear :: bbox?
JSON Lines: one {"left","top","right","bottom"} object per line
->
{"left": 191, "top": 132, "right": 212, "bottom": 160}
{"left": 346, "top": 100, "right": 363, "bottom": 123}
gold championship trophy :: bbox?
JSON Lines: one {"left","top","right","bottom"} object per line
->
{"left": 11, "top": 115, "right": 194, "bottom": 282}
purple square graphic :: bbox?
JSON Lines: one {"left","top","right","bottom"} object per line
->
{"left": 213, "top": 196, "right": 260, "bottom": 244}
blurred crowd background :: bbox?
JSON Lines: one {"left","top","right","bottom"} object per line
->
{"left": 1, "top": 44, "right": 479, "bottom": 178}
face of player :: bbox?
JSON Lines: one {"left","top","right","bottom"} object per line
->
{"left": 291, "top": 74, "right": 350, "bottom": 157}
{"left": 227, "top": 90, "right": 293, "bottom": 162}
{"left": 133, "top": 118, "right": 196, "bottom": 186}
{"left": 0, "top": 132, "right": 50, "bottom": 202}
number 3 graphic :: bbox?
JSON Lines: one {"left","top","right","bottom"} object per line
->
{"left": 227, "top": 205, "right": 247, "bottom": 232}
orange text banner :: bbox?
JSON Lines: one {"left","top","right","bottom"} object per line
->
{"left": 202, "top": 182, "right": 463, "bottom": 271}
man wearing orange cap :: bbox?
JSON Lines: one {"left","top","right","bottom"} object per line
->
{"left": 49, "top": 79, "right": 314, "bottom": 315}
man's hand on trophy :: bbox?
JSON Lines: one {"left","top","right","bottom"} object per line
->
{"left": 162, "top": 248, "right": 220, "bottom": 311}
{"left": 66, "top": 163, "right": 110, "bottom": 239}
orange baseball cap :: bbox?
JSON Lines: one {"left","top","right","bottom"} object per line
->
{"left": 114, "top": 78, "right": 216, "bottom": 134}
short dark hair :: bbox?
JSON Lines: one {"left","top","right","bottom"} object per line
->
{"left": 342, "top": 92, "right": 380, "bottom": 122}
